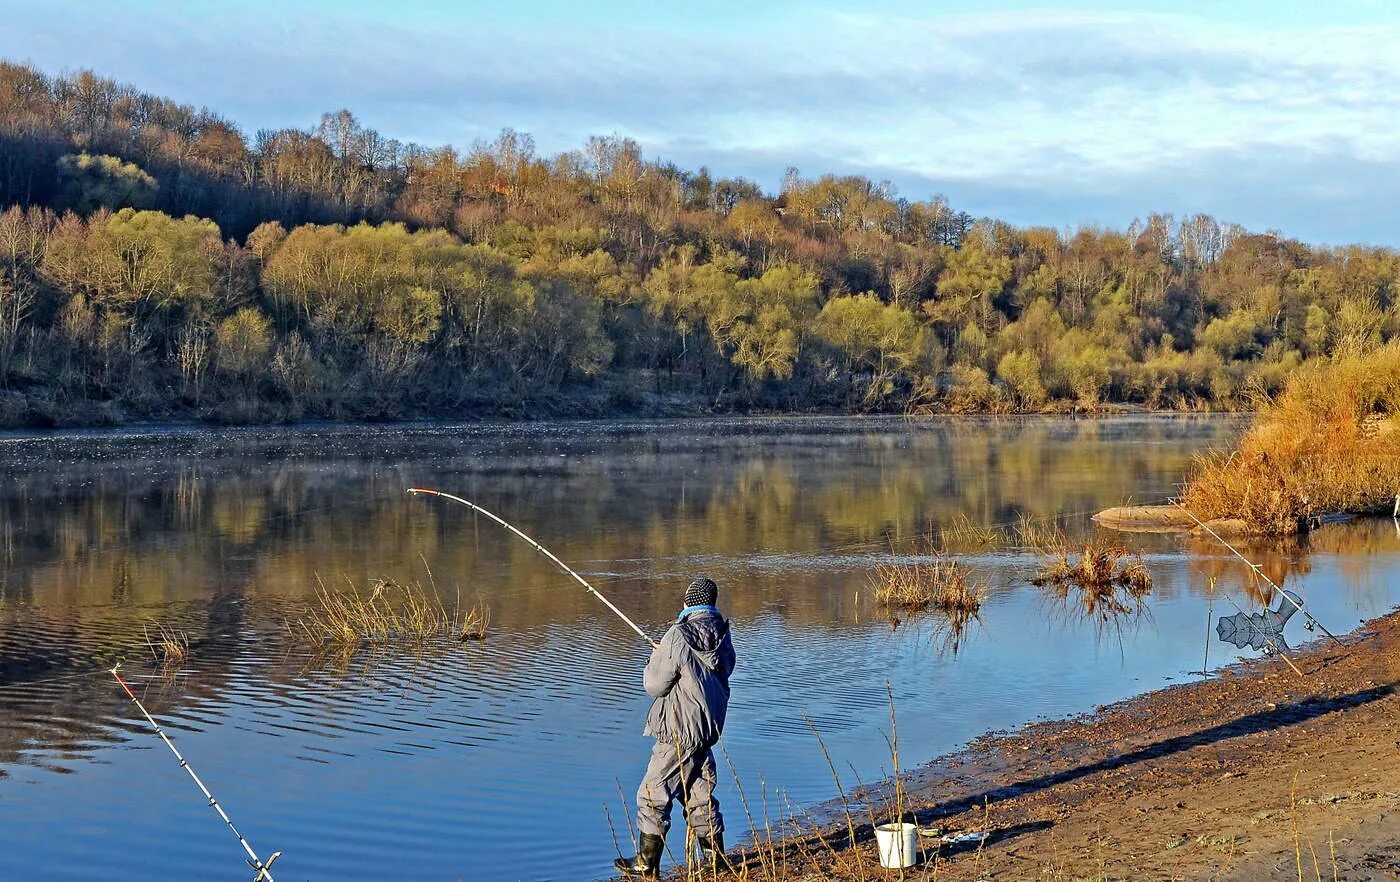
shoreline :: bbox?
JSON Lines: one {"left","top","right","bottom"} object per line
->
{"left": 0, "top": 408, "right": 1245, "bottom": 441}
{"left": 785, "top": 605, "right": 1400, "bottom": 880}
{"left": 0, "top": 380, "right": 1239, "bottom": 432}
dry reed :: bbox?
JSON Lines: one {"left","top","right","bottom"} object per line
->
{"left": 459, "top": 603, "right": 490, "bottom": 641}
{"left": 1014, "top": 512, "right": 1066, "bottom": 550}
{"left": 143, "top": 622, "right": 191, "bottom": 664}
{"left": 873, "top": 551, "right": 985, "bottom": 616}
{"left": 290, "top": 577, "right": 489, "bottom": 648}
{"left": 938, "top": 513, "right": 1004, "bottom": 548}
{"left": 874, "top": 537, "right": 988, "bottom": 657}
{"left": 1182, "top": 341, "right": 1400, "bottom": 534}
{"left": 1032, "top": 532, "right": 1153, "bottom": 623}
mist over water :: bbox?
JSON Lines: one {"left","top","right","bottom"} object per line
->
{"left": 2, "top": 415, "right": 1398, "bottom": 881}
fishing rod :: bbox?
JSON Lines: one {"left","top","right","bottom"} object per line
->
{"left": 110, "top": 665, "right": 282, "bottom": 882}
{"left": 407, "top": 488, "right": 659, "bottom": 648}
{"left": 1170, "top": 499, "right": 1345, "bottom": 649}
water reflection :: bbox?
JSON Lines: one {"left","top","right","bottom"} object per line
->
{"left": 1, "top": 416, "right": 1398, "bottom": 881}
{"left": 1182, "top": 518, "right": 1400, "bottom": 605}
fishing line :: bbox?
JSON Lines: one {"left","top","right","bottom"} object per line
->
{"left": 407, "top": 488, "right": 659, "bottom": 647}
{"left": 814, "top": 500, "right": 1145, "bottom": 559}
{"left": 0, "top": 668, "right": 110, "bottom": 691}
{"left": 1200, "top": 580, "right": 1214, "bottom": 678}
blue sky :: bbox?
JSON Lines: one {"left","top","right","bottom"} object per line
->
{"left": 4, "top": 0, "right": 1400, "bottom": 245}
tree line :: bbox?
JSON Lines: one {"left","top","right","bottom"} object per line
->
{"left": 0, "top": 60, "right": 1397, "bottom": 426}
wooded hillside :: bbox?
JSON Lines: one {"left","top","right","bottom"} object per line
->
{"left": 1, "top": 62, "right": 1396, "bottom": 425}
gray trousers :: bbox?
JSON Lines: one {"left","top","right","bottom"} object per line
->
{"left": 635, "top": 739, "right": 723, "bottom": 838}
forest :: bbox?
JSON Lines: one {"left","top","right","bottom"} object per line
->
{"left": 1, "top": 61, "right": 1397, "bottom": 426}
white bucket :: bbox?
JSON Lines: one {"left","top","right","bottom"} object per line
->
{"left": 875, "top": 822, "right": 920, "bottom": 868}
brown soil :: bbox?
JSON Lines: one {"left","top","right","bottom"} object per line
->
{"left": 796, "top": 608, "right": 1400, "bottom": 881}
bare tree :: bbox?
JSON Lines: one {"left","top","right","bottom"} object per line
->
{"left": 0, "top": 275, "right": 34, "bottom": 385}
{"left": 173, "top": 322, "right": 210, "bottom": 403}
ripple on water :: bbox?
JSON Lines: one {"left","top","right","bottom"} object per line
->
{"left": 10, "top": 416, "right": 1400, "bottom": 882}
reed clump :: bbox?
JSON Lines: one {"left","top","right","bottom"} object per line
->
{"left": 291, "top": 578, "right": 490, "bottom": 647}
{"left": 1182, "top": 341, "right": 1400, "bottom": 534}
{"left": 874, "top": 553, "right": 985, "bottom": 617}
{"left": 874, "top": 547, "right": 987, "bottom": 655}
{"left": 1032, "top": 533, "right": 1152, "bottom": 619}
{"left": 933, "top": 576, "right": 986, "bottom": 621}
{"left": 938, "top": 513, "right": 1004, "bottom": 548}
{"left": 143, "top": 623, "right": 190, "bottom": 664}
{"left": 459, "top": 603, "right": 490, "bottom": 641}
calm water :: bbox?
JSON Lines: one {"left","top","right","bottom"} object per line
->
{"left": 1, "top": 415, "right": 1398, "bottom": 881}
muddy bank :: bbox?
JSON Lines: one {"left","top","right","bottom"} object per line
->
{"left": 799, "top": 607, "right": 1400, "bottom": 880}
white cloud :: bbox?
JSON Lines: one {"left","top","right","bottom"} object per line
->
{"left": 3, "top": 3, "right": 1400, "bottom": 243}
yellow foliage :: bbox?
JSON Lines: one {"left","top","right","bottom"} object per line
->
{"left": 1183, "top": 341, "right": 1400, "bottom": 533}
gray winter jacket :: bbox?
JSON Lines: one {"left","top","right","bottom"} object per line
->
{"left": 643, "top": 610, "right": 736, "bottom": 748}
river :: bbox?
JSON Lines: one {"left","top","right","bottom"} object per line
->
{"left": 2, "top": 415, "right": 1398, "bottom": 880}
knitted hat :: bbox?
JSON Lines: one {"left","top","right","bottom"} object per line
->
{"left": 684, "top": 577, "right": 718, "bottom": 608}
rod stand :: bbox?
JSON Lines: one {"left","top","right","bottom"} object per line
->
{"left": 251, "top": 851, "right": 283, "bottom": 881}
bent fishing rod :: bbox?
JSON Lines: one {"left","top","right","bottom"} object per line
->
{"left": 407, "top": 488, "right": 659, "bottom": 648}
{"left": 1170, "top": 499, "right": 1345, "bottom": 649}
{"left": 110, "top": 665, "right": 281, "bottom": 882}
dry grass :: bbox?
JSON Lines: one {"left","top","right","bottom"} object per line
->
{"left": 873, "top": 552, "right": 985, "bottom": 618}
{"left": 938, "top": 513, "right": 1004, "bottom": 548}
{"left": 143, "top": 622, "right": 190, "bottom": 664}
{"left": 459, "top": 602, "right": 490, "bottom": 641}
{"left": 1183, "top": 341, "right": 1400, "bottom": 534}
{"left": 1014, "top": 512, "right": 1066, "bottom": 549}
{"left": 936, "top": 513, "right": 1069, "bottom": 553}
{"left": 932, "top": 577, "right": 986, "bottom": 621}
{"left": 874, "top": 544, "right": 987, "bottom": 656}
{"left": 290, "top": 577, "right": 489, "bottom": 648}
{"left": 1032, "top": 532, "right": 1153, "bottom": 622}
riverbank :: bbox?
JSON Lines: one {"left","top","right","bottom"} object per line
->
{"left": 0, "top": 382, "right": 1214, "bottom": 430}
{"left": 779, "top": 605, "right": 1400, "bottom": 881}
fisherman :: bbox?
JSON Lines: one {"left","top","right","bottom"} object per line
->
{"left": 615, "top": 577, "right": 737, "bottom": 878}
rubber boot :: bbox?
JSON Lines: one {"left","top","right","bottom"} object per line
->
{"left": 697, "top": 833, "right": 735, "bottom": 873}
{"left": 614, "top": 832, "right": 664, "bottom": 878}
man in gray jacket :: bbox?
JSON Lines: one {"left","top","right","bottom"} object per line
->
{"left": 615, "top": 577, "right": 737, "bottom": 878}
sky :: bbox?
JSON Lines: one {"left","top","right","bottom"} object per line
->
{"left": 4, "top": 0, "right": 1400, "bottom": 245}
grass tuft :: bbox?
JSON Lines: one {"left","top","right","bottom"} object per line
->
{"left": 874, "top": 551, "right": 984, "bottom": 616}
{"left": 1032, "top": 532, "right": 1153, "bottom": 621}
{"left": 938, "top": 513, "right": 1004, "bottom": 548}
{"left": 143, "top": 622, "right": 190, "bottom": 664}
{"left": 874, "top": 542, "right": 987, "bottom": 655}
{"left": 459, "top": 602, "right": 491, "bottom": 642}
{"left": 290, "top": 577, "right": 489, "bottom": 648}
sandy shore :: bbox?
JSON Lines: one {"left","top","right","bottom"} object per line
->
{"left": 784, "top": 606, "right": 1400, "bottom": 881}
